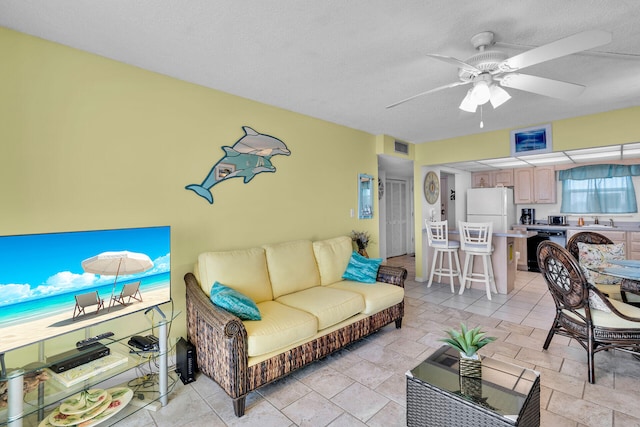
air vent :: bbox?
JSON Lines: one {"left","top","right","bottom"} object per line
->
{"left": 394, "top": 141, "right": 409, "bottom": 154}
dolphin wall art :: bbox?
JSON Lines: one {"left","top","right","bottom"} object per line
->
{"left": 186, "top": 126, "right": 291, "bottom": 204}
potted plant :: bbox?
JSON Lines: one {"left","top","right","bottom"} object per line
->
{"left": 440, "top": 323, "right": 496, "bottom": 378}
{"left": 351, "top": 230, "right": 372, "bottom": 258}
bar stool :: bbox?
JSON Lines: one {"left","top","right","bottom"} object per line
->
{"left": 458, "top": 221, "right": 497, "bottom": 300}
{"left": 425, "top": 220, "right": 462, "bottom": 293}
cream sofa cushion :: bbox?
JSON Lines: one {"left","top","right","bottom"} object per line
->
{"left": 329, "top": 281, "right": 405, "bottom": 315}
{"left": 197, "top": 248, "right": 273, "bottom": 303}
{"left": 245, "top": 301, "right": 318, "bottom": 357}
{"left": 276, "top": 287, "right": 365, "bottom": 330}
{"left": 264, "top": 240, "right": 320, "bottom": 299}
{"left": 313, "top": 236, "right": 353, "bottom": 286}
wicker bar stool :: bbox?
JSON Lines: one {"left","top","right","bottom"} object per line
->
{"left": 458, "top": 221, "right": 497, "bottom": 300}
{"left": 425, "top": 220, "right": 462, "bottom": 293}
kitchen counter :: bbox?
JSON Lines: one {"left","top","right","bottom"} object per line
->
{"left": 448, "top": 229, "right": 537, "bottom": 238}
{"left": 513, "top": 223, "right": 640, "bottom": 232}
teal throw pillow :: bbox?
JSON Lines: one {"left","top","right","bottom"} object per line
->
{"left": 342, "top": 251, "right": 382, "bottom": 284}
{"left": 209, "top": 282, "right": 261, "bottom": 321}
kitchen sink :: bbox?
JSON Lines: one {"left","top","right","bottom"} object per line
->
{"left": 582, "top": 224, "right": 617, "bottom": 228}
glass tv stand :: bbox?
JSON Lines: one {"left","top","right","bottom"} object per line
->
{"left": 1, "top": 309, "right": 179, "bottom": 427}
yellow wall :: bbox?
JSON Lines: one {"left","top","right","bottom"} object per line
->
{"left": 0, "top": 27, "right": 381, "bottom": 357}
{"left": 411, "top": 107, "right": 640, "bottom": 277}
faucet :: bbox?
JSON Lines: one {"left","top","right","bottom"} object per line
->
{"left": 594, "top": 216, "right": 599, "bottom": 225}
{"left": 609, "top": 218, "right": 615, "bottom": 227}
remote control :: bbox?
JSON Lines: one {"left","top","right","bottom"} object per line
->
{"left": 76, "top": 332, "right": 115, "bottom": 348}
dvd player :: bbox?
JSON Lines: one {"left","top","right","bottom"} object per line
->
{"left": 47, "top": 343, "right": 110, "bottom": 373}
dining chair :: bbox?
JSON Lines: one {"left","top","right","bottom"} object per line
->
{"left": 566, "top": 231, "right": 637, "bottom": 303}
{"left": 458, "top": 221, "right": 497, "bottom": 300}
{"left": 72, "top": 291, "right": 104, "bottom": 320}
{"left": 537, "top": 240, "right": 640, "bottom": 383}
{"left": 109, "top": 281, "right": 143, "bottom": 310}
{"left": 425, "top": 220, "right": 461, "bottom": 293}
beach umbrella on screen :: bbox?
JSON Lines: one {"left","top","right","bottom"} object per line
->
{"left": 81, "top": 250, "right": 153, "bottom": 303}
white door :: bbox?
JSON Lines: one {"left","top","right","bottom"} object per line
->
{"left": 386, "top": 179, "right": 409, "bottom": 257}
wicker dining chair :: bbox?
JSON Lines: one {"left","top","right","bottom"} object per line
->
{"left": 566, "top": 231, "right": 632, "bottom": 302}
{"left": 537, "top": 241, "right": 640, "bottom": 383}
{"left": 566, "top": 231, "right": 614, "bottom": 259}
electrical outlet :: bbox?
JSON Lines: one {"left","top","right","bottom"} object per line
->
{"left": 350, "top": 208, "right": 354, "bottom": 218}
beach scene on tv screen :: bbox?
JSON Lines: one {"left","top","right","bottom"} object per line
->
{"left": 0, "top": 226, "right": 171, "bottom": 353}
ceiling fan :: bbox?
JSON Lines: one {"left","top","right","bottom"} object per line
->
{"left": 386, "top": 30, "right": 612, "bottom": 112}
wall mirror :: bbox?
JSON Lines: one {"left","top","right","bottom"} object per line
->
{"left": 358, "top": 173, "right": 373, "bottom": 219}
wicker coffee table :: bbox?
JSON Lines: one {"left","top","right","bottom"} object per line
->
{"left": 406, "top": 346, "right": 540, "bottom": 427}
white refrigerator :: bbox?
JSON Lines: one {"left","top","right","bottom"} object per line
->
{"left": 466, "top": 187, "right": 516, "bottom": 233}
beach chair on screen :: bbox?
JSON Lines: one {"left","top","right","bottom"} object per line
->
{"left": 72, "top": 291, "right": 105, "bottom": 320}
{"left": 109, "top": 281, "right": 142, "bottom": 310}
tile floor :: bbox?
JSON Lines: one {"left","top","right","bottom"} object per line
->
{"left": 121, "top": 255, "right": 640, "bottom": 426}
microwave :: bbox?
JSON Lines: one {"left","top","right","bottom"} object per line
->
{"left": 548, "top": 215, "right": 567, "bottom": 225}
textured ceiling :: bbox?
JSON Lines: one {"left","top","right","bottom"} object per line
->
{"left": 1, "top": 1, "right": 640, "bottom": 144}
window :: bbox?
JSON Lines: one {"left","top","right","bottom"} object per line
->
{"left": 559, "top": 164, "right": 639, "bottom": 214}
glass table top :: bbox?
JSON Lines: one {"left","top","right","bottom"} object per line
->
{"left": 592, "top": 260, "right": 640, "bottom": 280}
{"left": 408, "top": 346, "right": 539, "bottom": 419}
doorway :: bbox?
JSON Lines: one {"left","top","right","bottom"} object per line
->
{"left": 378, "top": 155, "right": 414, "bottom": 260}
{"left": 386, "top": 179, "right": 410, "bottom": 257}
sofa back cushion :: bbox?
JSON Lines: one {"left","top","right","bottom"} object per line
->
{"left": 264, "top": 240, "right": 320, "bottom": 299}
{"left": 313, "top": 236, "right": 353, "bottom": 286}
{"left": 197, "top": 247, "right": 273, "bottom": 303}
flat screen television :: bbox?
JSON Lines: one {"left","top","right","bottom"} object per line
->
{"left": 0, "top": 226, "right": 171, "bottom": 354}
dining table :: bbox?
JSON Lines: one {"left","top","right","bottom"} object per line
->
{"left": 591, "top": 260, "right": 640, "bottom": 305}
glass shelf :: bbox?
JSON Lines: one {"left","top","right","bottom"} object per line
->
{"left": 0, "top": 310, "right": 179, "bottom": 426}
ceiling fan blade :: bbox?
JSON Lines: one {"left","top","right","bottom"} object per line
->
{"left": 499, "top": 30, "right": 612, "bottom": 72}
{"left": 499, "top": 73, "right": 585, "bottom": 99}
{"left": 386, "top": 81, "right": 470, "bottom": 109}
{"left": 426, "top": 54, "right": 482, "bottom": 74}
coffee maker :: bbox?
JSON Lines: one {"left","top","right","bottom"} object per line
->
{"left": 521, "top": 208, "right": 535, "bottom": 225}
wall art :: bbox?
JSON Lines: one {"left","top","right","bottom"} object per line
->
{"left": 510, "top": 124, "right": 552, "bottom": 157}
{"left": 186, "top": 126, "right": 291, "bottom": 204}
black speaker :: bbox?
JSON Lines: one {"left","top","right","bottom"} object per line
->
{"left": 176, "top": 337, "right": 196, "bottom": 384}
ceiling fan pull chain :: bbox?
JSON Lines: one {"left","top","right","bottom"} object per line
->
{"left": 480, "top": 105, "right": 484, "bottom": 128}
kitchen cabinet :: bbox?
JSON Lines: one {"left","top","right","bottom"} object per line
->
{"left": 513, "top": 167, "right": 557, "bottom": 204}
{"left": 512, "top": 225, "right": 528, "bottom": 270}
{"left": 629, "top": 232, "right": 640, "bottom": 260}
{"left": 471, "top": 172, "right": 491, "bottom": 188}
{"left": 471, "top": 170, "right": 514, "bottom": 188}
{"left": 493, "top": 169, "right": 514, "bottom": 187}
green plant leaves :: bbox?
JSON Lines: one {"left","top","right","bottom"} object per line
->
{"left": 439, "top": 322, "right": 497, "bottom": 357}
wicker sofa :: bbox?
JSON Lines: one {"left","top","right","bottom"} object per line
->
{"left": 184, "top": 236, "right": 407, "bottom": 417}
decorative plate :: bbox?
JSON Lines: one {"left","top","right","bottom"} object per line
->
{"left": 424, "top": 171, "right": 439, "bottom": 205}
{"left": 44, "top": 395, "right": 112, "bottom": 427}
{"left": 77, "top": 387, "right": 133, "bottom": 427}
{"left": 59, "top": 389, "right": 108, "bottom": 415}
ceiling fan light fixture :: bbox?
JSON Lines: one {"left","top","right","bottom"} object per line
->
{"left": 489, "top": 85, "right": 511, "bottom": 108}
{"left": 459, "top": 89, "right": 478, "bottom": 112}
{"left": 470, "top": 80, "right": 491, "bottom": 105}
